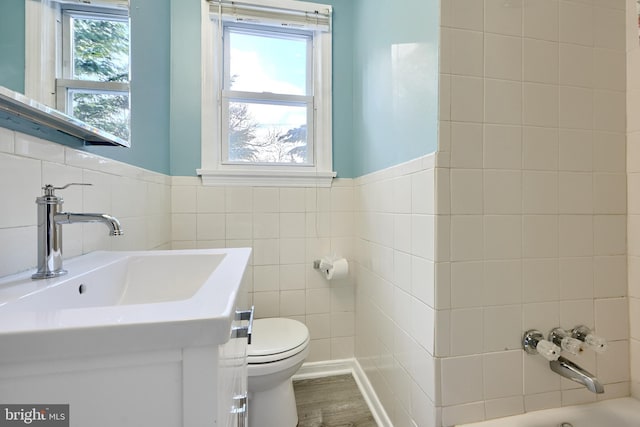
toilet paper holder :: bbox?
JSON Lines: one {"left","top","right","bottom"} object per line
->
{"left": 313, "top": 258, "right": 333, "bottom": 272}
{"left": 313, "top": 256, "right": 349, "bottom": 280}
{"left": 313, "top": 258, "right": 337, "bottom": 271}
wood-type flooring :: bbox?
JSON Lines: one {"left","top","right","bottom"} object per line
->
{"left": 294, "top": 374, "right": 378, "bottom": 427}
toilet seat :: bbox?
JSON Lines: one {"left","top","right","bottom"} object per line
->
{"left": 248, "top": 318, "right": 309, "bottom": 364}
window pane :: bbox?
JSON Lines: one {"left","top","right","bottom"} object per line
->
{"left": 70, "top": 91, "right": 130, "bottom": 140}
{"left": 227, "top": 101, "right": 309, "bottom": 164}
{"left": 228, "top": 29, "right": 308, "bottom": 95}
{"left": 72, "top": 16, "right": 129, "bottom": 82}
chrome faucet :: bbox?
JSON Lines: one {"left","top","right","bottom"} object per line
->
{"left": 550, "top": 356, "right": 604, "bottom": 394}
{"left": 32, "top": 183, "right": 123, "bottom": 280}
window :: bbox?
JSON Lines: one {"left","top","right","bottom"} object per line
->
{"left": 24, "top": 0, "right": 130, "bottom": 143}
{"left": 199, "top": 0, "right": 335, "bottom": 187}
{"left": 223, "top": 25, "right": 313, "bottom": 165}
{"left": 57, "top": 5, "right": 130, "bottom": 141}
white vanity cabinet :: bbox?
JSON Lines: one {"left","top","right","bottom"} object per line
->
{"left": 218, "top": 316, "right": 249, "bottom": 427}
{"left": 183, "top": 313, "right": 250, "bottom": 427}
{"left": 183, "top": 272, "right": 251, "bottom": 427}
{"left": 0, "top": 310, "right": 252, "bottom": 427}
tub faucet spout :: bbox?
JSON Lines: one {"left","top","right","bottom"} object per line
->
{"left": 32, "top": 184, "right": 123, "bottom": 280}
{"left": 550, "top": 356, "right": 604, "bottom": 394}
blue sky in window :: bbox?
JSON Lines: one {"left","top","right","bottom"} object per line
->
{"left": 229, "top": 31, "right": 308, "bottom": 96}
{"left": 229, "top": 30, "right": 309, "bottom": 132}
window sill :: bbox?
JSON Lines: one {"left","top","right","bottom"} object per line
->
{"left": 196, "top": 168, "right": 336, "bottom": 187}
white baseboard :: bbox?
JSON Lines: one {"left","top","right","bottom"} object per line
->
{"left": 293, "top": 358, "right": 354, "bottom": 380}
{"left": 293, "top": 358, "right": 393, "bottom": 427}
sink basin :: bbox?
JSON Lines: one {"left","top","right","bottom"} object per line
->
{"left": 0, "top": 248, "right": 251, "bottom": 363}
{"left": 112, "top": 252, "right": 226, "bottom": 305}
{"left": 1, "top": 252, "right": 226, "bottom": 310}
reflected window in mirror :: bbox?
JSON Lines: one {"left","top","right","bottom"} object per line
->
{"left": 57, "top": 5, "right": 130, "bottom": 140}
{"left": 25, "top": 0, "right": 130, "bottom": 142}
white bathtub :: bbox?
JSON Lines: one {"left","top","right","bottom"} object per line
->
{"left": 459, "top": 397, "right": 640, "bottom": 427}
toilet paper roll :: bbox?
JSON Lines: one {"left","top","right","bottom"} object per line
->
{"left": 323, "top": 258, "right": 349, "bottom": 280}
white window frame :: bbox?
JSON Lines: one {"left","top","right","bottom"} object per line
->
{"left": 198, "top": 0, "right": 335, "bottom": 187}
{"left": 56, "top": 7, "right": 130, "bottom": 120}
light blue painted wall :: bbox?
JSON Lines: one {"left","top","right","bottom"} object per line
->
{"left": 327, "top": 0, "right": 354, "bottom": 178}
{"left": 351, "top": 0, "right": 439, "bottom": 177}
{"left": 0, "top": 0, "right": 25, "bottom": 93}
{"left": 168, "top": 0, "right": 202, "bottom": 177}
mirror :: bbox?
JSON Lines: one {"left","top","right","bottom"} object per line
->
{"left": 0, "top": 0, "right": 130, "bottom": 147}
{"left": 0, "top": 85, "right": 129, "bottom": 146}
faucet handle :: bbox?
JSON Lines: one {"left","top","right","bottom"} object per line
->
{"left": 43, "top": 183, "right": 92, "bottom": 196}
{"left": 536, "top": 340, "right": 562, "bottom": 361}
{"left": 523, "top": 329, "right": 561, "bottom": 361}
{"left": 571, "top": 325, "right": 607, "bottom": 353}
{"left": 549, "top": 327, "right": 584, "bottom": 355}
{"left": 53, "top": 183, "right": 91, "bottom": 189}
{"left": 584, "top": 334, "right": 607, "bottom": 353}
{"left": 560, "top": 337, "right": 585, "bottom": 355}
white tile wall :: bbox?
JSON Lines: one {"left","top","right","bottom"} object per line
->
{"left": 433, "top": 0, "right": 629, "bottom": 425}
{"left": 0, "top": 130, "right": 171, "bottom": 278}
{"left": 170, "top": 178, "right": 356, "bottom": 362}
{"left": 628, "top": 0, "right": 640, "bottom": 400}
{"left": 354, "top": 155, "right": 440, "bottom": 426}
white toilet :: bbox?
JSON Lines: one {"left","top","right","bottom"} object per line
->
{"left": 247, "top": 317, "right": 310, "bottom": 427}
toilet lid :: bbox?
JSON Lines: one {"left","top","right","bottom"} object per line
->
{"left": 248, "top": 318, "right": 309, "bottom": 359}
